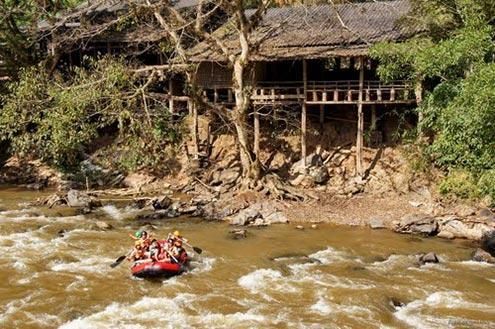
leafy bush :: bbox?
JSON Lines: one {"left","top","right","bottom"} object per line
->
{"left": 0, "top": 57, "right": 182, "bottom": 174}
{"left": 438, "top": 170, "right": 479, "bottom": 199}
{"left": 477, "top": 170, "right": 495, "bottom": 205}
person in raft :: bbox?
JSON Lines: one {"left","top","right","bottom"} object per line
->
{"left": 165, "top": 231, "right": 188, "bottom": 247}
{"left": 170, "top": 236, "right": 187, "bottom": 264}
{"left": 127, "top": 230, "right": 188, "bottom": 264}
{"left": 129, "top": 230, "right": 152, "bottom": 249}
{"left": 128, "top": 243, "right": 145, "bottom": 262}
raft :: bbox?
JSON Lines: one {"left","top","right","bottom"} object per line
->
{"left": 131, "top": 260, "right": 187, "bottom": 278}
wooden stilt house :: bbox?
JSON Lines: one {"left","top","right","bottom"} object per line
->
{"left": 188, "top": 0, "right": 423, "bottom": 174}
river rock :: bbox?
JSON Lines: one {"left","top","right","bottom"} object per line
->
{"left": 42, "top": 193, "right": 67, "bottom": 208}
{"left": 77, "top": 207, "right": 92, "bottom": 215}
{"left": 250, "top": 217, "right": 270, "bottom": 227}
{"left": 132, "top": 198, "right": 150, "bottom": 209}
{"left": 210, "top": 168, "right": 240, "bottom": 185}
{"left": 229, "top": 229, "right": 247, "bottom": 239}
{"left": 57, "top": 229, "right": 68, "bottom": 238}
{"left": 388, "top": 297, "right": 406, "bottom": 309}
{"left": 472, "top": 248, "right": 495, "bottom": 264}
{"left": 264, "top": 211, "right": 289, "bottom": 224}
{"left": 437, "top": 216, "right": 493, "bottom": 240}
{"left": 369, "top": 218, "right": 386, "bottom": 230}
{"left": 136, "top": 210, "right": 170, "bottom": 221}
{"left": 229, "top": 207, "right": 261, "bottom": 226}
{"left": 437, "top": 230, "right": 455, "bottom": 239}
{"left": 417, "top": 252, "right": 439, "bottom": 265}
{"left": 95, "top": 221, "right": 113, "bottom": 230}
{"left": 152, "top": 196, "right": 172, "bottom": 210}
{"left": 178, "top": 205, "right": 198, "bottom": 215}
{"left": 481, "top": 231, "right": 495, "bottom": 256}
{"left": 26, "top": 182, "right": 45, "bottom": 191}
{"left": 395, "top": 214, "right": 438, "bottom": 236}
{"left": 66, "top": 190, "right": 101, "bottom": 209}
{"left": 478, "top": 208, "right": 495, "bottom": 221}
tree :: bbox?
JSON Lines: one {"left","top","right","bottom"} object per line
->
{"left": 370, "top": 0, "right": 495, "bottom": 202}
{"left": 0, "top": 0, "right": 83, "bottom": 80}
{"left": 139, "top": 0, "right": 274, "bottom": 183}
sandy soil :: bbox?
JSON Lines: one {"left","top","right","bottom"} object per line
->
{"left": 285, "top": 192, "right": 422, "bottom": 227}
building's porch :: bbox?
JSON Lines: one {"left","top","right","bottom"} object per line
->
{"left": 202, "top": 80, "right": 415, "bottom": 105}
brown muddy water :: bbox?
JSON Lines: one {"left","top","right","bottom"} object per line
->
{"left": 0, "top": 187, "right": 494, "bottom": 329}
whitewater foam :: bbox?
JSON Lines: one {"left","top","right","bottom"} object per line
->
{"left": 50, "top": 256, "right": 114, "bottom": 274}
{"left": 238, "top": 268, "right": 283, "bottom": 293}
{"left": 59, "top": 294, "right": 269, "bottom": 329}
{"left": 395, "top": 291, "right": 495, "bottom": 329}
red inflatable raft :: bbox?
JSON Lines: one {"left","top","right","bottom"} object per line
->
{"left": 131, "top": 260, "right": 186, "bottom": 278}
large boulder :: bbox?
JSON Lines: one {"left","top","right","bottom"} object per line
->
{"left": 95, "top": 221, "right": 113, "bottom": 230}
{"left": 417, "top": 252, "right": 439, "bottom": 265}
{"left": 437, "top": 216, "right": 494, "bottom": 240}
{"left": 481, "top": 231, "right": 495, "bottom": 256}
{"left": 478, "top": 208, "right": 495, "bottom": 221}
{"left": 66, "top": 190, "right": 101, "bottom": 209}
{"left": 369, "top": 218, "right": 386, "bottom": 230}
{"left": 290, "top": 153, "right": 324, "bottom": 175}
{"left": 309, "top": 166, "right": 330, "bottom": 185}
{"left": 264, "top": 211, "right": 289, "bottom": 224}
{"left": 210, "top": 168, "right": 241, "bottom": 185}
{"left": 152, "top": 196, "right": 172, "bottom": 210}
{"left": 229, "top": 206, "right": 261, "bottom": 226}
{"left": 472, "top": 248, "right": 495, "bottom": 264}
{"left": 395, "top": 214, "right": 438, "bottom": 236}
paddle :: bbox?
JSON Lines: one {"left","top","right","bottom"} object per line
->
{"left": 163, "top": 248, "right": 179, "bottom": 263}
{"left": 110, "top": 249, "right": 132, "bottom": 268}
{"left": 181, "top": 239, "right": 202, "bottom": 254}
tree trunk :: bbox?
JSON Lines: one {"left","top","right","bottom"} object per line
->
{"left": 232, "top": 59, "right": 260, "bottom": 181}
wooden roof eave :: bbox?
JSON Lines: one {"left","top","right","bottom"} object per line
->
{"left": 188, "top": 45, "right": 370, "bottom": 63}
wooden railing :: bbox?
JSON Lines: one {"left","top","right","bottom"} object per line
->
{"left": 203, "top": 80, "right": 416, "bottom": 105}
{"left": 306, "top": 80, "right": 415, "bottom": 104}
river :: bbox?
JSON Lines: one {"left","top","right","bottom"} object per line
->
{"left": 0, "top": 187, "right": 494, "bottom": 328}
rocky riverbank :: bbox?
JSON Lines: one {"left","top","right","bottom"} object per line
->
{"left": 32, "top": 184, "right": 495, "bottom": 264}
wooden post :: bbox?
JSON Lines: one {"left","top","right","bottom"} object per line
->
{"left": 371, "top": 104, "right": 377, "bottom": 131}
{"left": 254, "top": 106, "right": 260, "bottom": 161}
{"left": 214, "top": 88, "right": 219, "bottom": 104}
{"left": 356, "top": 57, "right": 365, "bottom": 177}
{"left": 301, "top": 59, "right": 308, "bottom": 171}
{"left": 168, "top": 79, "right": 174, "bottom": 114}
{"left": 192, "top": 103, "right": 199, "bottom": 159}
{"left": 415, "top": 80, "right": 424, "bottom": 134}
{"left": 319, "top": 104, "right": 325, "bottom": 132}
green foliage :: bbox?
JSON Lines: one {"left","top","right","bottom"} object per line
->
{"left": 0, "top": 57, "right": 182, "bottom": 174}
{"left": 0, "top": 0, "right": 85, "bottom": 77}
{"left": 371, "top": 0, "right": 495, "bottom": 202}
{"left": 424, "top": 64, "right": 495, "bottom": 172}
{"left": 438, "top": 170, "right": 480, "bottom": 199}
{"left": 478, "top": 170, "right": 495, "bottom": 205}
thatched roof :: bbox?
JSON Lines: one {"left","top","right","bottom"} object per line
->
{"left": 38, "top": 0, "right": 199, "bottom": 42}
{"left": 189, "top": 0, "right": 422, "bottom": 62}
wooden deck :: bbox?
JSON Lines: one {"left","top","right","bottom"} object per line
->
{"left": 203, "top": 80, "right": 415, "bottom": 105}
